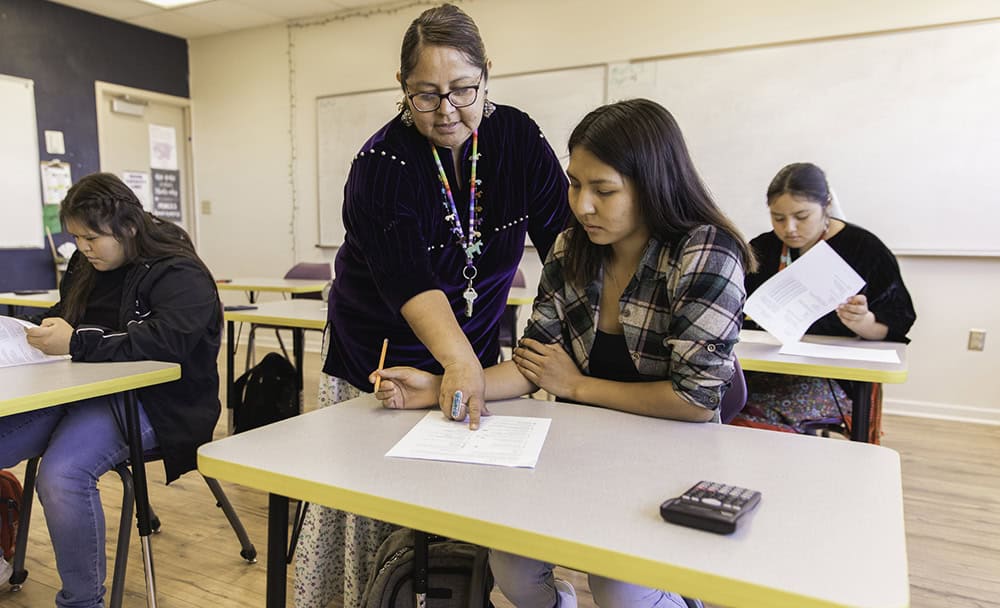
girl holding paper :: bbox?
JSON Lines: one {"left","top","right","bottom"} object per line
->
{"left": 0, "top": 172, "right": 221, "bottom": 608}
{"left": 373, "top": 98, "right": 754, "bottom": 608}
{"left": 733, "top": 162, "right": 916, "bottom": 436}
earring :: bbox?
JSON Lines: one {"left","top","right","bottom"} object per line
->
{"left": 397, "top": 99, "right": 414, "bottom": 127}
{"left": 483, "top": 98, "right": 496, "bottom": 118}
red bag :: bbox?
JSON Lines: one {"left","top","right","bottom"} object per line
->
{"left": 0, "top": 470, "right": 23, "bottom": 560}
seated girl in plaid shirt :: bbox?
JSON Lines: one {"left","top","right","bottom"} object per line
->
{"left": 372, "top": 98, "right": 754, "bottom": 608}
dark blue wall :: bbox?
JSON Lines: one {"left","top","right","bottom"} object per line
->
{"left": 0, "top": 0, "right": 188, "bottom": 290}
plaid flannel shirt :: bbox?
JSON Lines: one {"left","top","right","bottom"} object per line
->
{"left": 523, "top": 225, "right": 746, "bottom": 411}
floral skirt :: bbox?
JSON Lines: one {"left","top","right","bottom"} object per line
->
{"left": 729, "top": 372, "right": 853, "bottom": 435}
{"left": 293, "top": 333, "right": 400, "bottom": 608}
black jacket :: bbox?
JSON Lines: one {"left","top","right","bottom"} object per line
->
{"left": 41, "top": 251, "right": 221, "bottom": 483}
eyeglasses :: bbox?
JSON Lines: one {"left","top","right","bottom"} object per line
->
{"left": 406, "top": 75, "right": 483, "bottom": 112}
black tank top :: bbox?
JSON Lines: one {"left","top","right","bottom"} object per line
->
{"left": 588, "top": 330, "right": 643, "bottom": 382}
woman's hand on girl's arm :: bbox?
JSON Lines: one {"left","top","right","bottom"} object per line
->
{"left": 25, "top": 317, "right": 73, "bottom": 355}
{"left": 371, "top": 366, "right": 440, "bottom": 409}
{"left": 837, "top": 294, "right": 889, "bottom": 340}
{"left": 512, "top": 338, "right": 584, "bottom": 401}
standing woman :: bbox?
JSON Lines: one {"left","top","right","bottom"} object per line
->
{"left": 373, "top": 98, "right": 754, "bottom": 608}
{"left": 0, "top": 173, "right": 221, "bottom": 608}
{"left": 732, "top": 162, "right": 915, "bottom": 438}
{"left": 296, "top": 4, "right": 569, "bottom": 606}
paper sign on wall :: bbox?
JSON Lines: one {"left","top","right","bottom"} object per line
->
{"left": 151, "top": 169, "right": 181, "bottom": 221}
{"left": 148, "top": 124, "right": 177, "bottom": 170}
{"left": 40, "top": 160, "right": 72, "bottom": 205}
{"left": 121, "top": 171, "right": 152, "bottom": 211}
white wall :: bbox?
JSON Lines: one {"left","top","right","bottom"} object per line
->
{"left": 189, "top": 0, "right": 1000, "bottom": 422}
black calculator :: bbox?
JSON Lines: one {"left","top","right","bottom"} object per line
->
{"left": 660, "top": 481, "right": 761, "bottom": 534}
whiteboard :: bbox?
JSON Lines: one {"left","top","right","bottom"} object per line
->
{"left": 0, "top": 74, "right": 43, "bottom": 249}
{"left": 316, "top": 65, "right": 605, "bottom": 246}
{"left": 608, "top": 21, "right": 1000, "bottom": 254}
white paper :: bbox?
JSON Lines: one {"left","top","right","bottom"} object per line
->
{"left": 778, "top": 341, "right": 900, "bottom": 364}
{"left": 40, "top": 161, "right": 72, "bottom": 205}
{"left": 744, "top": 241, "right": 865, "bottom": 344}
{"left": 121, "top": 171, "right": 152, "bottom": 211}
{"left": 148, "top": 124, "right": 178, "bottom": 170}
{"left": 0, "top": 316, "right": 69, "bottom": 369}
{"left": 386, "top": 411, "right": 551, "bottom": 468}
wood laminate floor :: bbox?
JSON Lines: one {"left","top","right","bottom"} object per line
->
{"left": 2, "top": 346, "right": 997, "bottom": 607}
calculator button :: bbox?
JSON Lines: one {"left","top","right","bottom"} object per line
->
{"left": 701, "top": 498, "right": 722, "bottom": 507}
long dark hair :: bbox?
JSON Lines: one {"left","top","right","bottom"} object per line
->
{"left": 766, "top": 162, "right": 832, "bottom": 207}
{"left": 399, "top": 3, "right": 488, "bottom": 89}
{"left": 59, "top": 172, "right": 214, "bottom": 324}
{"left": 563, "top": 98, "right": 755, "bottom": 287}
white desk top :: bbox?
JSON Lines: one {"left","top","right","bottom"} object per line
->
{"left": 215, "top": 278, "right": 328, "bottom": 294}
{"left": 199, "top": 395, "right": 909, "bottom": 608}
{"left": 224, "top": 299, "right": 327, "bottom": 330}
{"left": 736, "top": 329, "right": 908, "bottom": 384}
{"left": 0, "top": 290, "right": 60, "bottom": 308}
{"left": 0, "top": 360, "right": 181, "bottom": 417}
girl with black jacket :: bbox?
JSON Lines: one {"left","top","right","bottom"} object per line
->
{"left": 1, "top": 172, "right": 221, "bottom": 608}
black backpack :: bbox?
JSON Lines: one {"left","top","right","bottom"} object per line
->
{"left": 362, "top": 528, "right": 493, "bottom": 608}
{"left": 231, "top": 352, "right": 299, "bottom": 433}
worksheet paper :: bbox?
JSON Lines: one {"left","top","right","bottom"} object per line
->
{"left": 778, "top": 341, "right": 900, "bottom": 364}
{"left": 0, "top": 316, "right": 68, "bottom": 369}
{"left": 386, "top": 412, "right": 551, "bottom": 468}
{"left": 744, "top": 241, "right": 865, "bottom": 344}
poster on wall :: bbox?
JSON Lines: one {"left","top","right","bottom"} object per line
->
{"left": 148, "top": 124, "right": 177, "bottom": 170}
{"left": 121, "top": 170, "right": 152, "bottom": 211}
{"left": 40, "top": 160, "right": 72, "bottom": 205}
{"left": 151, "top": 168, "right": 181, "bottom": 221}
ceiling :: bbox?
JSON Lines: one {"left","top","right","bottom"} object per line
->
{"left": 47, "top": 0, "right": 399, "bottom": 39}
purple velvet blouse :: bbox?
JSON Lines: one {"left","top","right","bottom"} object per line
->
{"left": 323, "top": 105, "right": 570, "bottom": 389}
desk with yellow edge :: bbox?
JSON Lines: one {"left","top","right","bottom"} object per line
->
{"left": 0, "top": 360, "right": 180, "bottom": 605}
{"left": 735, "top": 329, "right": 908, "bottom": 442}
{"left": 216, "top": 278, "right": 327, "bottom": 304}
{"left": 0, "top": 290, "right": 60, "bottom": 316}
{"left": 199, "top": 394, "right": 910, "bottom": 608}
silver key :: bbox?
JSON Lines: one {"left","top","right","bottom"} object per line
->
{"left": 463, "top": 286, "right": 478, "bottom": 317}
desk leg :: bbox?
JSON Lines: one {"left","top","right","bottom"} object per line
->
{"left": 851, "top": 382, "right": 873, "bottom": 442}
{"left": 267, "top": 493, "right": 289, "bottom": 608}
{"left": 227, "top": 320, "right": 236, "bottom": 434}
{"left": 293, "top": 328, "right": 304, "bottom": 414}
{"left": 414, "top": 530, "right": 428, "bottom": 608}
{"left": 123, "top": 390, "right": 158, "bottom": 608}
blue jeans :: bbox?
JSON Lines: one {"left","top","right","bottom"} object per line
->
{"left": 490, "top": 549, "right": 698, "bottom": 608}
{"left": 0, "top": 395, "right": 157, "bottom": 608}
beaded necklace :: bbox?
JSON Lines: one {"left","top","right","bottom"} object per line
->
{"left": 430, "top": 130, "right": 483, "bottom": 317}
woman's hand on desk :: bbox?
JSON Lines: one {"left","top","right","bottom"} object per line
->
{"left": 373, "top": 365, "right": 492, "bottom": 428}
{"left": 836, "top": 295, "right": 889, "bottom": 341}
{"left": 372, "top": 367, "right": 440, "bottom": 410}
{"left": 513, "top": 338, "right": 583, "bottom": 401}
{"left": 440, "top": 361, "right": 488, "bottom": 430}
{"left": 25, "top": 317, "right": 73, "bottom": 355}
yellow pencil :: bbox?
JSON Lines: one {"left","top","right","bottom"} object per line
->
{"left": 373, "top": 338, "right": 389, "bottom": 392}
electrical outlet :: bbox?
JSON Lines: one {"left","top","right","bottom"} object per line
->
{"left": 201, "top": 200, "right": 212, "bottom": 215}
{"left": 968, "top": 329, "right": 986, "bottom": 351}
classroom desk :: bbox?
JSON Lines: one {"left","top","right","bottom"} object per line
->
{"left": 0, "top": 290, "right": 59, "bottom": 315}
{"left": 224, "top": 300, "right": 327, "bottom": 430}
{"left": 1, "top": 359, "right": 181, "bottom": 607}
{"left": 735, "top": 329, "right": 908, "bottom": 443}
{"left": 505, "top": 286, "right": 535, "bottom": 306}
{"left": 199, "top": 395, "right": 910, "bottom": 608}
{"left": 216, "top": 278, "right": 327, "bottom": 303}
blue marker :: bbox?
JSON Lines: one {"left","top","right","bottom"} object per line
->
{"left": 451, "top": 390, "right": 463, "bottom": 419}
